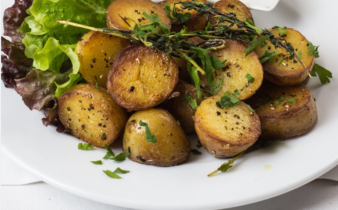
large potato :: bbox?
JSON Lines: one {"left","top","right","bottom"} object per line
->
{"left": 246, "top": 84, "right": 317, "bottom": 140}
{"left": 254, "top": 28, "right": 315, "bottom": 85}
{"left": 107, "top": 0, "right": 171, "bottom": 31}
{"left": 160, "top": 0, "right": 207, "bottom": 32}
{"left": 123, "top": 109, "right": 191, "bottom": 166}
{"left": 75, "top": 31, "right": 131, "bottom": 88}
{"left": 164, "top": 80, "right": 209, "bottom": 134}
{"left": 194, "top": 96, "right": 261, "bottom": 158}
{"left": 107, "top": 44, "right": 179, "bottom": 111}
{"left": 206, "top": 39, "right": 263, "bottom": 100}
{"left": 210, "top": 0, "right": 254, "bottom": 28}
{"left": 58, "top": 84, "right": 127, "bottom": 147}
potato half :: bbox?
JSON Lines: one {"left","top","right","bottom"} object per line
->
{"left": 246, "top": 85, "right": 317, "bottom": 140}
{"left": 58, "top": 84, "right": 127, "bottom": 147}
{"left": 161, "top": 0, "right": 207, "bottom": 32}
{"left": 210, "top": 0, "right": 254, "bottom": 28}
{"left": 207, "top": 39, "right": 263, "bottom": 100}
{"left": 194, "top": 96, "right": 261, "bottom": 158}
{"left": 254, "top": 28, "right": 315, "bottom": 85}
{"left": 107, "top": 44, "right": 179, "bottom": 111}
{"left": 123, "top": 109, "right": 191, "bottom": 166}
{"left": 75, "top": 31, "right": 131, "bottom": 88}
{"left": 107, "top": 0, "right": 171, "bottom": 30}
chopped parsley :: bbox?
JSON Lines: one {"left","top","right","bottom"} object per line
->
{"left": 94, "top": 76, "right": 99, "bottom": 89}
{"left": 274, "top": 96, "right": 285, "bottom": 105}
{"left": 217, "top": 90, "right": 240, "bottom": 108}
{"left": 139, "top": 121, "right": 157, "bottom": 143}
{"left": 191, "top": 149, "right": 202, "bottom": 155}
{"left": 245, "top": 73, "right": 255, "bottom": 83}
{"left": 103, "top": 144, "right": 130, "bottom": 161}
{"left": 78, "top": 143, "right": 94, "bottom": 150}
{"left": 273, "top": 26, "right": 287, "bottom": 36}
{"left": 260, "top": 51, "right": 276, "bottom": 63}
{"left": 103, "top": 170, "right": 121, "bottom": 179}
{"left": 310, "top": 63, "right": 332, "bottom": 84}
{"left": 208, "top": 151, "right": 245, "bottom": 177}
{"left": 113, "top": 167, "right": 130, "bottom": 174}
{"left": 307, "top": 42, "right": 319, "bottom": 58}
{"left": 91, "top": 160, "right": 102, "bottom": 165}
{"left": 182, "top": 95, "right": 198, "bottom": 110}
{"left": 288, "top": 98, "right": 296, "bottom": 103}
{"left": 196, "top": 140, "right": 202, "bottom": 148}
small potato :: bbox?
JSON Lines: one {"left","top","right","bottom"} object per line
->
{"left": 161, "top": 0, "right": 207, "bottom": 32}
{"left": 107, "top": 45, "right": 179, "bottom": 111}
{"left": 206, "top": 39, "right": 263, "bottom": 100}
{"left": 164, "top": 80, "right": 209, "bottom": 134}
{"left": 194, "top": 96, "right": 261, "bottom": 158}
{"left": 172, "top": 57, "right": 190, "bottom": 82}
{"left": 245, "top": 85, "right": 317, "bottom": 140}
{"left": 75, "top": 31, "right": 131, "bottom": 88}
{"left": 210, "top": 0, "right": 254, "bottom": 28}
{"left": 123, "top": 109, "right": 191, "bottom": 166}
{"left": 107, "top": 0, "right": 171, "bottom": 31}
{"left": 58, "top": 84, "right": 127, "bottom": 147}
{"left": 254, "top": 28, "right": 315, "bottom": 85}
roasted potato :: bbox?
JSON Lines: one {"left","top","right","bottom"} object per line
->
{"left": 194, "top": 96, "right": 261, "bottom": 158}
{"left": 75, "top": 31, "right": 131, "bottom": 88}
{"left": 254, "top": 28, "right": 315, "bottom": 85}
{"left": 58, "top": 84, "right": 127, "bottom": 147}
{"left": 210, "top": 0, "right": 254, "bottom": 28}
{"left": 164, "top": 80, "right": 209, "bottom": 134}
{"left": 246, "top": 84, "right": 317, "bottom": 140}
{"left": 172, "top": 56, "right": 190, "bottom": 82}
{"left": 107, "top": 44, "right": 179, "bottom": 111}
{"left": 160, "top": 0, "right": 207, "bottom": 32}
{"left": 123, "top": 108, "right": 191, "bottom": 166}
{"left": 205, "top": 39, "right": 263, "bottom": 100}
{"left": 106, "top": 0, "right": 171, "bottom": 31}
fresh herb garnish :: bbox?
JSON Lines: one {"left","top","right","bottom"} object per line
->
{"left": 113, "top": 167, "right": 130, "bottom": 174}
{"left": 298, "top": 51, "right": 302, "bottom": 60}
{"left": 163, "top": 3, "right": 191, "bottom": 24}
{"left": 288, "top": 98, "right": 296, "bottom": 103}
{"left": 208, "top": 151, "right": 245, "bottom": 177}
{"left": 274, "top": 96, "right": 285, "bottom": 105}
{"left": 94, "top": 76, "right": 99, "bottom": 89}
{"left": 91, "top": 160, "right": 102, "bottom": 165}
{"left": 191, "top": 149, "right": 202, "bottom": 155}
{"left": 103, "top": 144, "right": 130, "bottom": 161}
{"left": 139, "top": 121, "right": 157, "bottom": 143}
{"left": 260, "top": 51, "right": 276, "bottom": 63}
{"left": 247, "top": 105, "right": 255, "bottom": 113}
{"left": 218, "top": 90, "right": 240, "bottom": 108}
{"left": 103, "top": 144, "right": 115, "bottom": 159}
{"left": 310, "top": 63, "right": 332, "bottom": 84}
{"left": 273, "top": 26, "right": 287, "bottom": 36}
{"left": 182, "top": 95, "right": 198, "bottom": 110}
{"left": 245, "top": 73, "right": 255, "bottom": 83}
{"left": 196, "top": 140, "right": 203, "bottom": 148}
{"left": 307, "top": 42, "right": 320, "bottom": 58}
{"left": 78, "top": 143, "right": 94, "bottom": 150}
{"left": 103, "top": 170, "right": 121, "bottom": 179}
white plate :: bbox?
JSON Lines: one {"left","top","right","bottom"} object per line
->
{"left": 2, "top": 0, "right": 338, "bottom": 209}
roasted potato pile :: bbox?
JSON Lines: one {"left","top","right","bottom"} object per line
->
{"left": 56, "top": 0, "right": 319, "bottom": 167}
{"left": 58, "top": 84, "right": 127, "bottom": 147}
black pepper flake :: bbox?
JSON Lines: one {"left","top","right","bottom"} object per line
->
{"left": 228, "top": 4, "right": 235, "bottom": 8}
{"left": 234, "top": 114, "right": 240, "bottom": 119}
{"left": 110, "top": 62, "right": 113, "bottom": 65}
{"left": 164, "top": 73, "right": 167, "bottom": 76}
{"left": 150, "top": 10, "right": 154, "bottom": 14}
{"left": 92, "top": 58, "right": 96, "bottom": 63}
{"left": 90, "top": 64, "right": 93, "bottom": 68}
{"left": 79, "top": 100, "right": 82, "bottom": 103}
{"left": 216, "top": 111, "right": 221, "bottom": 116}
{"left": 98, "top": 123, "right": 102, "bottom": 127}
{"left": 236, "top": 122, "right": 239, "bottom": 125}
{"left": 103, "top": 125, "right": 106, "bottom": 128}
{"left": 89, "top": 104, "right": 94, "bottom": 110}
{"left": 137, "top": 156, "right": 146, "bottom": 163}
{"left": 101, "top": 133, "right": 107, "bottom": 140}
{"left": 105, "top": 64, "right": 109, "bottom": 68}
{"left": 104, "top": 53, "right": 107, "bottom": 56}
{"left": 242, "top": 126, "right": 246, "bottom": 130}
{"left": 67, "top": 107, "right": 71, "bottom": 111}
{"left": 81, "top": 124, "right": 85, "bottom": 129}
{"left": 130, "top": 86, "right": 135, "bottom": 92}
{"left": 268, "top": 46, "right": 271, "bottom": 50}
{"left": 226, "top": 72, "right": 231, "bottom": 77}
{"left": 169, "top": 133, "right": 173, "bottom": 136}
{"left": 293, "top": 60, "right": 298, "bottom": 63}
{"left": 138, "top": 18, "right": 142, "bottom": 22}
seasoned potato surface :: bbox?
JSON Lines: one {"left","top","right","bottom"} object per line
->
{"left": 195, "top": 96, "right": 261, "bottom": 158}
{"left": 107, "top": 45, "right": 179, "bottom": 111}
{"left": 75, "top": 31, "right": 131, "bottom": 88}
{"left": 123, "top": 109, "right": 191, "bottom": 166}
{"left": 58, "top": 84, "right": 127, "bottom": 147}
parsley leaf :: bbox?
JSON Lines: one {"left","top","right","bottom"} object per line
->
{"left": 274, "top": 96, "right": 285, "bottom": 105}
{"left": 310, "top": 63, "right": 332, "bottom": 84}
{"left": 163, "top": 3, "right": 191, "bottom": 24}
{"left": 218, "top": 90, "right": 241, "bottom": 108}
{"left": 182, "top": 95, "right": 198, "bottom": 110}
{"left": 94, "top": 76, "right": 99, "bottom": 89}
{"left": 208, "top": 151, "right": 245, "bottom": 177}
{"left": 191, "top": 149, "right": 202, "bottom": 155}
{"left": 187, "top": 63, "right": 202, "bottom": 99}
{"left": 103, "top": 170, "right": 121, "bottom": 179}
{"left": 260, "top": 51, "right": 276, "bottom": 63}
{"left": 103, "top": 144, "right": 115, "bottom": 159}
{"left": 113, "top": 167, "right": 130, "bottom": 174}
{"left": 109, "top": 152, "right": 131, "bottom": 161}
{"left": 245, "top": 73, "right": 255, "bottom": 83}
{"left": 196, "top": 140, "right": 202, "bottom": 148}
{"left": 288, "top": 98, "right": 296, "bottom": 103}
{"left": 78, "top": 143, "right": 94, "bottom": 150}
{"left": 247, "top": 105, "right": 255, "bottom": 113}
{"left": 245, "top": 35, "right": 269, "bottom": 56}
{"left": 142, "top": 12, "right": 170, "bottom": 34}
{"left": 91, "top": 160, "right": 102, "bottom": 165}
{"left": 139, "top": 121, "right": 157, "bottom": 143}
{"left": 298, "top": 51, "right": 302, "bottom": 60}
{"left": 273, "top": 26, "right": 287, "bottom": 36}
{"left": 307, "top": 42, "right": 320, "bottom": 58}
{"left": 211, "top": 56, "right": 225, "bottom": 70}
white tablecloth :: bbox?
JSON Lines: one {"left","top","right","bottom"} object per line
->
{"left": 2, "top": 153, "right": 338, "bottom": 210}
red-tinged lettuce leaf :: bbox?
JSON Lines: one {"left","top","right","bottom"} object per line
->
{"left": 3, "top": 0, "right": 33, "bottom": 44}
{"left": 1, "top": 37, "right": 33, "bottom": 88}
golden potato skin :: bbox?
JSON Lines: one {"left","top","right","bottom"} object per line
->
{"left": 123, "top": 109, "right": 191, "bottom": 166}
{"left": 75, "top": 31, "right": 131, "bottom": 88}
{"left": 161, "top": 0, "right": 207, "bottom": 32}
{"left": 246, "top": 85, "right": 317, "bottom": 140}
{"left": 208, "top": 39, "right": 263, "bottom": 100}
{"left": 107, "top": 0, "right": 171, "bottom": 31}
{"left": 210, "top": 0, "right": 254, "bottom": 28}
{"left": 254, "top": 28, "right": 315, "bottom": 85}
{"left": 164, "top": 80, "right": 209, "bottom": 134}
{"left": 107, "top": 45, "right": 179, "bottom": 111}
{"left": 195, "top": 96, "right": 261, "bottom": 158}
{"left": 58, "top": 84, "right": 127, "bottom": 147}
